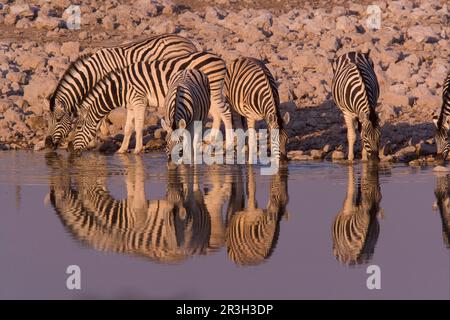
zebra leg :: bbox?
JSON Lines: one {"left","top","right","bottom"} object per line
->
{"left": 248, "top": 119, "right": 257, "bottom": 164}
{"left": 133, "top": 102, "right": 146, "bottom": 155}
{"left": 117, "top": 108, "right": 135, "bottom": 154}
{"left": 344, "top": 114, "right": 357, "bottom": 161}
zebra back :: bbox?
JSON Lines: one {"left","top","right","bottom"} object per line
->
{"left": 225, "top": 57, "right": 281, "bottom": 124}
{"left": 48, "top": 34, "right": 197, "bottom": 115}
{"left": 164, "top": 69, "right": 211, "bottom": 130}
{"left": 332, "top": 51, "right": 379, "bottom": 125}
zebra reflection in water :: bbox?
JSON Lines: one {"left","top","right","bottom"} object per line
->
{"left": 47, "top": 154, "right": 212, "bottom": 263}
{"left": 225, "top": 166, "right": 289, "bottom": 266}
{"left": 46, "top": 154, "right": 290, "bottom": 265}
{"left": 433, "top": 175, "right": 450, "bottom": 249}
{"left": 332, "top": 164, "right": 383, "bottom": 265}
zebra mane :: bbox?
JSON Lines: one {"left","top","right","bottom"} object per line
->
{"left": 50, "top": 52, "right": 94, "bottom": 110}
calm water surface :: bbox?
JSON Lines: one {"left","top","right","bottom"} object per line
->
{"left": 0, "top": 151, "right": 449, "bottom": 299}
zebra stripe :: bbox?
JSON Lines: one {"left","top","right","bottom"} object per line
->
{"left": 433, "top": 73, "right": 450, "bottom": 160}
{"left": 332, "top": 164, "right": 381, "bottom": 265}
{"left": 68, "top": 51, "right": 227, "bottom": 155}
{"left": 226, "top": 167, "right": 289, "bottom": 266}
{"left": 47, "top": 156, "right": 211, "bottom": 262}
{"left": 332, "top": 51, "right": 381, "bottom": 161}
{"left": 224, "top": 57, "right": 290, "bottom": 162}
{"left": 161, "top": 69, "right": 211, "bottom": 162}
{"left": 45, "top": 34, "right": 197, "bottom": 149}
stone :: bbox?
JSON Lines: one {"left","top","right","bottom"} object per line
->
{"left": 335, "top": 16, "right": 355, "bottom": 33}
{"left": 60, "top": 41, "right": 80, "bottom": 61}
{"left": 23, "top": 75, "right": 58, "bottom": 116}
{"left": 407, "top": 25, "right": 437, "bottom": 43}
{"left": 385, "top": 61, "right": 411, "bottom": 82}
{"left": 15, "top": 53, "right": 46, "bottom": 70}
{"left": 34, "top": 15, "right": 62, "bottom": 29}
{"left": 433, "top": 166, "right": 450, "bottom": 172}
{"left": 331, "top": 150, "right": 345, "bottom": 161}
{"left": 417, "top": 143, "right": 435, "bottom": 156}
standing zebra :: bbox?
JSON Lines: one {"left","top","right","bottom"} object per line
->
{"left": 160, "top": 69, "right": 211, "bottom": 163}
{"left": 433, "top": 73, "right": 450, "bottom": 160}
{"left": 332, "top": 50, "right": 380, "bottom": 161}
{"left": 67, "top": 52, "right": 227, "bottom": 155}
{"left": 45, "top": 34, "right": 198, "bottom": 150}
{"left": 332, "top": 163, "right": 382, "bottom": 265}
{"left": 224, "top": 57, "right": 290, "bottom": 163}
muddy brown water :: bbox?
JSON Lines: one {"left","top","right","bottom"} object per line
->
{"left": 0, "top": 151, "right": 449, "bottom": 299}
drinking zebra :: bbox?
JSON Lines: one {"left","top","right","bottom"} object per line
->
{"left": 433, "top": 73, "right": 450, "bottom": 160}
{"left": 160, "top": 69, "right": 211, "bottom": 164}
{"left": 224, "top": 57, "right": 290, "bottom": 163}
{"left": 45, "top": 34, "right": 198, "bottom": 150}
{"left": 331, "top": 50, "right": 381, "bottom": 161}
{"left": 332, "top": 163, "right": 382, "bottom": 265}
{"left": 67, "top": 51, "right": 227, "bottom": 155}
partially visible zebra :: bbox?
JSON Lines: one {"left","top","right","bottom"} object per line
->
{"left": 67, "top": 52, "right": 227, "bottom": 155}
{"left": 46, "top": 154, "right": 212, "bottom": 263}
{"left": 45, "top": 34, "right": 198, "bottom": 149}
{"left": 332, "top": 50, "right": 380, "bottom": 161}
{"left": 433, "top": 174, "right": 450, "bottom": 249}
{"left": 332, "top": 163, "right": 382, "bottom": 265}
{"left": 160, "top": 69, "right": 211, "bottom": 163}
{"left": 224, "top": 57, "right": 290, "bottom": 163}
{"left": 432, "top": 73, "right": 450, "bottom": 160}
{"left": 226, "top": 165, "right": 289, "bottom": 266}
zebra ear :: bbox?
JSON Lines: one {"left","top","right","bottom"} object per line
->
{"left": 283, "top": 112, "right": 290, "bottom": 125}
{"left": 178, "top": 119, "right": 187, "bottom": 130}
{"left": 433, "top": 115, "right": 439, "bottom": 128}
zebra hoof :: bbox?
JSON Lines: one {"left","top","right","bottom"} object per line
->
{"left": 116, "top": 149, "right": 128, "bottom": 154}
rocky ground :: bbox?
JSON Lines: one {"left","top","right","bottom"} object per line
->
{"left": 0, "top": 0, "right": 448, "bottom": 164}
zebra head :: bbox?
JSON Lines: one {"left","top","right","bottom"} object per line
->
{"left": 161, "top": 118, "right": 186, "bottom": 163}
{"left": 67, "top": 117, "right": 90, "bottom": 156}
{"left": 267, "top": 112, "right": 290, "bottom": 161}
{"left": 433, "top": 115, "right": 450, "bottom": 161}
{"left": 361, "top": 120, "right": 380, "bottom": 161}
{"left": 45, "top": 95, "right": 73, "bottom": 150}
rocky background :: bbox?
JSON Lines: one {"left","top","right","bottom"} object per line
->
{"left": 0, "top": 0, "right": 448, "bottom": 163}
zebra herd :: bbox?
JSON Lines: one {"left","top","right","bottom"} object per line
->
{"left": 44, "top": 33, "right": 450, "bottom": 163}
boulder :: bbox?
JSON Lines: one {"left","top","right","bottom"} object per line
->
{"left": 60, "top": 41, "right": 80, "bottom": 62}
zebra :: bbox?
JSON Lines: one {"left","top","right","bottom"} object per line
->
{"left": 67, "top": 51, "right": 228, "bottom": 155}
{"left": 44, "top": 34, "right": 198, "bottom": 150}
{"left": 225, "top": 166, "right": 289, "bottom": 266}
{"left": 331, "top": 50, "right": 381, "bottom": 161}
{"left": 433, "top": 174, "right": 450, "bottom": 249}
{"left": 332, "top": 163, "right": 382, "bottom": 265}
{"left": 46, "top": 154, "right": 212, "bottom": 262}
{"left": 160, "top": 69, "right": 211, "bottom": 163}
{"left": 432, "top": 73, "right": 450, "bottom": 161}
{"left": 224, "top": 57, "right": 290, "bottom": 163}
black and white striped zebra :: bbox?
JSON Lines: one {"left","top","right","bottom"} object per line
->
{"left": 67, "top": 51, "right": 227, "bottom": 155}
{"left": 45, "top": 34, "right": 198, "bottom": 150}
{"left": 332, "top": 50, "right": 380, "bottom": 161}
{"left": 226, "top": 166, "right": 289, "bottom": 266}
{"left": 332, "top": 163, "right": 382, "bottom": 265}
{"left": 433, "top": 73, "right": 450, "bottom": 160}
{"left": 224, "top": 57, "right": 290, "bottom": 163}
{"left": 160, "top": 69, "right": 211, "bottom": 163}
